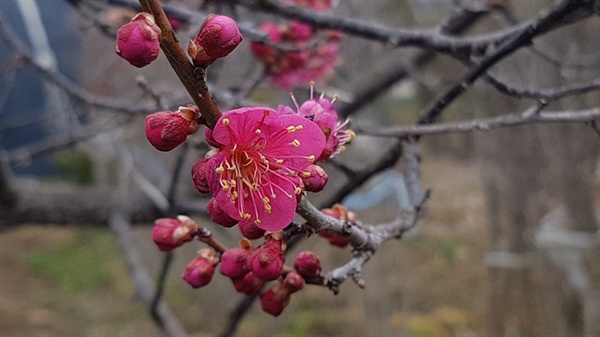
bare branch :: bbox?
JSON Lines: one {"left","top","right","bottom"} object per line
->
{"left": 417, "top": 0, "right": 596, "bottom": 125}
{"left": 108, "top": 211, "right": 189, "bottom": 337}
{"left": 356, "top": 107, "right": 600, "bottom": 138}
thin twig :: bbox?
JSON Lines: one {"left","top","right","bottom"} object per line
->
{"left": 356, "top": 107, "right": 600, "bottom": 138}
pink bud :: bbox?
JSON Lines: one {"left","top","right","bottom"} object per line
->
{"left": 232, "top": 271, "right": 264, "bottom": 295}
{"left": 207, "top": 197, "right": 239, "bottom": 228}
{"left": 145, "top": 107, "right": 199, "bottom": 151}
{"left": 152, "top": 216, "right": 198, "bottom": 252}
{"left": 189, "top": 14, "right": 242, "bottom": 66}
{"left": 294, "top": 251, "right": 321, "bottom": 277}
{"left": 220, "top": 246, "right": 253, "bottom": 280}
{"left": 260, "top": 283, "right": 291, "bottom": 317}
{"left": 301, "top": 164, "right": 329, "bottom": 192}
{"left": 182, "top": 248, "right": 219, "bottom": 288}
{"left": 282, "top": 272, "right": 305, "bottom": 293}
{"left": 238, "top": 221, "right": 266, "bottom": 240}
{"left": 318, "top": 231, "right": 349, "bottom": 247}
{"left": 251, "top": 237, "right": 285, "bottom": 281}
{"left": 204, "top": 127, "right": 219, "bottom": 148}
{"left": 115, "top": 13, "right": 161, "bottom": 68}
{"left": 286, "top": 21, "right": 313, "bottom": 41}
{"left": 191, "top": 158, "right": 210, "bottom": 194}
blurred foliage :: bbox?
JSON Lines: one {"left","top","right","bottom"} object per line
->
{"left": 53, "top": 149, "right": 94, "bottom": 186}
{"left": 27, "top": 229, "right": 119, "bottom": 292}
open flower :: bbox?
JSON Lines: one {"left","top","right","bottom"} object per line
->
{"left": 279, "top": 84, "right": 354, "bottom": 161}
{"left": 207, "top": 107, "right": 325, "bottom": 231}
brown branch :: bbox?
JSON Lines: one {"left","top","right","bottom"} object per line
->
{"left": 138, "top": 0, "right": 222, "bottom": 128}
{"left": 356, "top": 107, "right": 600, "bottom": 138}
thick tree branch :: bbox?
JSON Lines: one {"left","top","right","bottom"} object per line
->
{"left": 138, "top": 0, "right": 222, "bottom": 128}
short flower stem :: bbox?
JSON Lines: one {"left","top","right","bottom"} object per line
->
{"left": 196, "top": 228, "right": 228, "bottom": 254}
{"left": 138, "top": 0, "right": 222, "bottom": 129}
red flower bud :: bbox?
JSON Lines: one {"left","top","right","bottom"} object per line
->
{"left": 251, "top": 237, "right": 285, "bottom": 281}
{"left": 238, "top": 221, "right": 266, "bottom": 240}
{"left": 207, "top": 197, "right": 239, "bottom": 228}
{"left": 294, "top": 251, "right": 321, "bottom": 277}
{"left": 318, "top": 231, "right": 349, "bottom": 247}
{"left": 115, "top": 13, "right": 161, "bottom": 68}
{"left": 220, "top": 244, "right": 253, "bottom": 280}
{"left": 301, "top": 164, "right": 329, "bottom": 192}
{"left": 260, "top": 283, "right": 291, "bottom": 317}
{"left": 145, "top": 106, "right": 199, "bottom": 151}
{"left": 282, "top": 272, "right": 305, "bottom": 293}
{"left": 191, "top": 158, "right": 210, "bottom": 194}
{"left": 189, "top": 14, "right": 242, "bottom": 66}
{"left": 182, "top": 248, "right": 219, "bottom": 288}
{"left": 152, "top": 216, "right": 198, "bottom": 252}
{"left": 232, "top": 271, "right": 264, "bottom": 295}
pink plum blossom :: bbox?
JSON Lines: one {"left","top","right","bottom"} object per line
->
{"left": 182, "top": 248, "right": 219, "bottom": 288}
{"left": 279, "top": 85, "right": 354, "bottom": 161}
{"left": 250, "top": 21, "right": 341, "bottom": 90}
{"left": 206, "top": 107, "right": 325, "bottom": 231}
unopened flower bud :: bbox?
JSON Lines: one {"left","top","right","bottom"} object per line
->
{"left": 207, "top": 197, "right": 239, "bottom": 228}
{"left": 152, "top": 216, "right": 198, "bottom": 252}
{"left": 182, "top": 248, "right": 219, "bottom": 288}
{"left": 220, "top": 242, "right": 253, "bottom": 280}
{"left": 145, "top": 107, "right": 199, "bottom": 151}
{"left": 318, "top": 231, "right": 349, "bottom": 247}
{"left": 294, "top": 251, "right": 321, "bottom": 277}
{"left": 232, "top": 271, "right": 264, "bottom": 295}
{"left": 238, "top": 221, "right": 266, "bottom": 240}
{"left": 191, "top": 158, "right": 210, "bottom": 194}
{"left": 317, "top": 204, "right": 357, "bottom": 247}
{"left": 115, "top": 13, "right": 161, "bottom": 68}
{"left": 301, "top": 164, "right": 329, "bottom": 192}
{"left": 282, "top": 272, "right": 305, "bottom": 293}
{"left": 188, "top": 14, "right": 242, "bottom": 66}
{"left": 251, "top": 236, "right": 285, "bottom": 281}
{"left": 260, "top": 283, "right": 291, "bottom": 317}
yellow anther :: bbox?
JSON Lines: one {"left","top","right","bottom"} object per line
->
{"left": 231, "top": 191, "right": 238, "bottom": 200}
{"left": 215, "top": 166, "right": 225, "bottom": 173}
{"left": 230, "top": 180, "right": 237, "bottom": 188}
{"left": 302, "top": 171, "right": 311, "bottom": 178}
{"left": 227, "top": 165, "right": 236, "bottom": 171}
{"left": 255, "top": 129, "right": 262, "bottom": 135}
{"left": 294, "top": 187, "right": 302, "bottom": 195}
{"left": 263, "top": 110, "right": 270, "bottom": 116}
{"left": 220, "top": 180, "right": 229, "bottom": 190}
{"left": 242, "top": 213, "right": 251, "bottom": 220}
{"left": 276, "top": 159, "right": 284, "bottom": 164}
{"left": 264, "top": 204, "right": 272, "bottom": 213}
{"left": 295, "top": 125, "right": 303, "bottom": 131}
{"left": 339, "top": 146, "right": 346, "bottom": 152}
{"left": 309, "top": 80, "right": 315, "bottom": 86}
{"left": 254, "top": 219, "right": 262, "bottom": 225}
{"left": 308, "top": 155, "right": 315, "bottom": 162}
{"left": 262, "top": 196, "right": 270, "bottom": 204}
{"left": 348, "top": 130, "right": 356, "bottom": 139}
{"left": 287, "top": 126, "right": 296, "bottom": 133}
{"left": 222, "top": 118, "right": 230, "bottom": 126}
{"left": 292, "top": 139, "right": 301, "bottom": 147}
